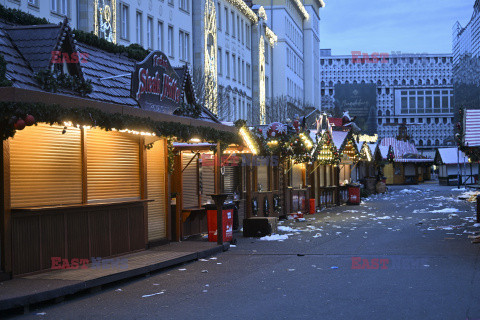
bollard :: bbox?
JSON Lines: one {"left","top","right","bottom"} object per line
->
{"left": 477, "top": 195, "right": 480, "bottom": 223}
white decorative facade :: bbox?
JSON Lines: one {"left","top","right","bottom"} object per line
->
{"left": 320, "top": 50, "right": 454, "bottom": 152}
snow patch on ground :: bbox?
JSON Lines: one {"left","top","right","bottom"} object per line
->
{"left": 278, "top": 226, "right": 301, "bottom": 232}
{"left": 429, "top": 208, "right": 460, "bottom": 213}
{"left": 399, "top": 189, "right": 422, "bottom": 194}
{"left": 259, "top": 234, "right": 289, "bottom": 241}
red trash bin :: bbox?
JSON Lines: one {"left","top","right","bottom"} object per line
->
{"left": 206, "top": 204, "right": 233, "bottom": 242}
{"left": 309, "top": 199, "right": 315, "bottom": 214}
{"left": 347, "top": 186, "right": 361, "bottom": 205}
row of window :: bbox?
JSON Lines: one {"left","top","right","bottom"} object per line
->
{"left": 218, "top": 48, "right": 252, "bottom": 88}
{"left": 217, "top": 2, "right": 251, "bottom": 49}
{"left": 286, "top": 47, "right": 303, "bottom": 78}
{"left": 120, "top": 4, "right": 190, "bottom": 62}
{"left": 400, "top": 90, "right": 453, "bottom": 114}
{"left": 378, "top": 117, "right": 452, "bottom": 125}
{"left": 285, "top": 17, "right": 302, "bottom": 51}
{"left": 321, "top": 57, "right": 452, "bottom": 66}
{"left": 287, "top": 77, "right": 303, "bottom": 102}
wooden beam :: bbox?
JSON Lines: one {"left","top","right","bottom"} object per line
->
{"left": 245, "top": 154, "right": 252, "bottom": 219}
{"left": 1, "top": 140, "right": 11, "bottom": 275}
{"left": 139, "top": 137, "right": 148, "bottom": 246}
{"left": 164, "top": 139, "right": 171, "bottom": 241}
{"left": 214, "top": 142, "right": 222, "bottom": 194}
{"left": 173, "top": 154, "right": 183, "bottom": 241}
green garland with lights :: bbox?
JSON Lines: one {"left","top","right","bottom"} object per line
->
{"left": 315, "top": 133, "right": 340, "bottom": 165}
{"left": 0, "top": 102, "right": 240, "bottom": 145}
{"left": 34, "top": 70, "right": 93, "bottom": 97}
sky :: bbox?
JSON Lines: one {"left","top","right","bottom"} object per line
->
{"left": 320, "top": 0, "right": 474, "bottom": 55}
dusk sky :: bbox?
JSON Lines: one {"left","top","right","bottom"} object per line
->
{"left": 320, "top": 0, "right": 474, "bottom": 55}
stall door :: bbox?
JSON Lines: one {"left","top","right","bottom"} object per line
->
{"left": 147, "top": 139, "right": 167, "bottom": 241}
{"left": 182, "top": 153, "right": 199, "bottom": 208}
{"left": 292, "top": 163, "right": 304, "bottom": 189}
{"left": 257, "top": 157, "right": 269, "bottom": 191}
{"left": 201, "top": 154, "right": 215, "bottom": 204}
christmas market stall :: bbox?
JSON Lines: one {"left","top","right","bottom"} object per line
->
{"left": 0, "top": 19, "right": 238, "bottom": 277}
{"left": 375, "top": 138, "right": 433, "bottom": 185}
{"left": 435, "top": 148, "right": 478, "bottom": 186}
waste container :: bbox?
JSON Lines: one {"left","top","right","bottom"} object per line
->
{"left": 347, "top": 185, "right": 361, "bottom": 205}
{"left": 309, "top": 199, "right": 315, "bottom": 214}
{"left": 206, "top": 203, "right": 234, "bottom": 242}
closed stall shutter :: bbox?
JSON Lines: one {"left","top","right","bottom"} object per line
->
{"left": 292, "top": 163, "right": 304, "bottom": 189}
{"left": 147, "top": 139, "right": 167, "bottom": 241}
{"left": 257, "top": 157, "right": 269, "bottom": 191}
{"left": 201, "top": 154, "right": 215, "bottom": 204}
{"left": 182, "top": 153, "right": 198, "bottom": 208}
{"left": 86, "top": 128, "right": 140, "bottom": 202}
{"left": 10, "top": 124, "right": 82, "bottom": 208}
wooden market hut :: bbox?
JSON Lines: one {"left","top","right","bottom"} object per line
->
{"left": 375, "top": 138, "right": 433, "bottom": 185}
{"left": 310, "top": 129, "right": 340, "bottom": 209}
{"left": 353, "top": 141, "right": 376, "bottom": 181}
{"left": 0, "top": 20, "right": 237, "bottom": 278}
{"left": 434, "top": 148, "right": 478, "bottom": 185}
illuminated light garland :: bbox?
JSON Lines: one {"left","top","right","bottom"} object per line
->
{"left": 299, "top": 133, "right": 313, "bottom": 150}
{"left": 63, "top": 121, "right": 156, "bottom": 136}
{"left": 358, "top": 134, "right": 378, "bottom": 143}
{"left": 265, "top": 26, "right": 278, "bottom": 47}
{"left": 258, "top": 6, "right": 267, "bottom": 20}
{"left": 291, "top": 0, "right": 310, "bottom": 20}
{"left": 204, "top": 0, "right": 218, "bottom": 114}
{"left": 259, "top": 36, "right": 266, "bottom": 125}
{"left": 317, "top": 0, "right": 326, "bottom": 8}
{"left": 240, "top": 127, "right": 258, "bottom": 155}
{"left": 226, "top": 0, "right": 258, "bottom": 23}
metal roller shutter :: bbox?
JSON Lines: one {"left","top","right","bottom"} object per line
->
{"left": 182, "top": 153, "right": 198, "bottom": 208}
{"left": 201, "top": 154, "right": 215, "bottom": 204}
{"left": 10, "top": 124, "right": 82, "bottom": 208}
{"left": 86, "top": 128, "right": 141, "bottom": 202}
{"left": 292, "top": 163, "right": 303, "bottom": 189}
{"left": 147, "top": 139, "right": 167, "bottom": 241}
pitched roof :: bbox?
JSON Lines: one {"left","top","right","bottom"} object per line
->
{"left": 5, "top": 24, "right": 62, "bottom": 73}
{"left": 435, "top": 148, "right": 469, "bottom": 165}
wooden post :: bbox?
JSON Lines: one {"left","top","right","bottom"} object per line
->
{"left": 215, "top": 142, "right": 222, "bottom": 194}
{"left": 1, "top": 140, "right": 11, "bottom": 275}
{"left": 173, "top": 153, "right": 183, "bottom": 242}
{"left": 164, "top": 139, "right": 172, "bottom": 241}
{"left": 140, "top": 137, "right": 148, "bottom": 246}
{"left": 245, "top": 154, "right": 252, "bottom": 219}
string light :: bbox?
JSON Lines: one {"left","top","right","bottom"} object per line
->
{"left": 265, "top": 27, "right": 277, "bottom": 47}
{"left": 292, "top": 0, "right": 310, "bottom": 20}
{"left": 226, "top": 0, "right": 258, "bottom": 23}
{"left": 239, "top": 127, "right": 258, "bottom": 155}
{"left": 63, "top": 121, "right": 155, "bottom": 136}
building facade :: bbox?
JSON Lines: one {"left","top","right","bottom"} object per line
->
{"left": 320, "top": 50, "right": 454, "bottom": 153}
{"left": 453, "top": 0, "right": 480, "bottom": 65}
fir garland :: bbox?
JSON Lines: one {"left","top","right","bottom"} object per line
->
{"left": 34, "top": 70, "right": 93, "bottom": 96}
{"left": 0, "top": 4, "right": 49, "bottom": 26}
{"left": 0, "top": 54, "right": 12, "bottom": 87}
{"left": 0, "top": 102, "right": 241, "bottom": 145}
{"left": 173, "top": 102, "right": 202, "bottom": 118}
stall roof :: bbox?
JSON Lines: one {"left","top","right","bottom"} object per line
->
{"left": 435, "top": 148, "right": 469, "bottom": 165}
{"left": 332, "top": 131, "right": 349, "bottom": 150}
{"left": 0, "top": 19, "right": 219, "bottom": 123}
{"left": 378, "top": 138, "right": 432, "bottom": 162}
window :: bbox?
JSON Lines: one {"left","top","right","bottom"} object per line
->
{"left": 225, "top": 7, "right": 229, "bottom": 34}
{"left": 241, "top": 19, "right": 244, "bottom": 44}
{"left": 226, "top": 51, "right": 230, "bottom": 78}
{"left": 218, "top": 48, "right": 222, "bottom": 75}
{"left": 168, "top": 26, "right": 174, "bottom": 57}
{"left": 265, "top": 41, "right": 269, "bottom": 64}
{"left": 246, "top": 24, "right": 250, "bottom": 48}
{"left": 157, "top": 21, "right": 164, "bottom": 50}
{"left": 51, "top": 0, "right": 67, "bottom": 15}
{"left": 136, "top": 12, "right": 143, "bottom": 45}
{"left": 246, "top": 63, "right": 251, "bottom": 88}
{"left": 180, "top": 0, "right": 189, "bottom": 12}
{"left": 265, "top": 76, "right": 269, "bottom": 97}
{"left": 238, "top": 57, "right": 240, "bottom": 84}
{"left": 120, "top": 4, "right": 129, "bottom": 40}
{"left": 147, "top": 17, "right": 153, "bottom": 49}
{"left": 217, "top": 2, "right": 222, "bottom": 30}
{"left": 232, "top": 54, "right": 236, "bottom": 81}
{"left": 168, "top": 0, "right": 174, "bottom": 6}
{"left": 241, "top": 60, "right": 245, "bottom": 85}
{"left": 237, "top": 15, "right": 240, "bottom": 42}
{"left": 179, "top": 30, "right": 190, "bottom": 62}
{"left": 231, "top": 11, "right": 235, "bottom": 38}
{"left": 28, "top": 0, "right": 38, "bottom": 6}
